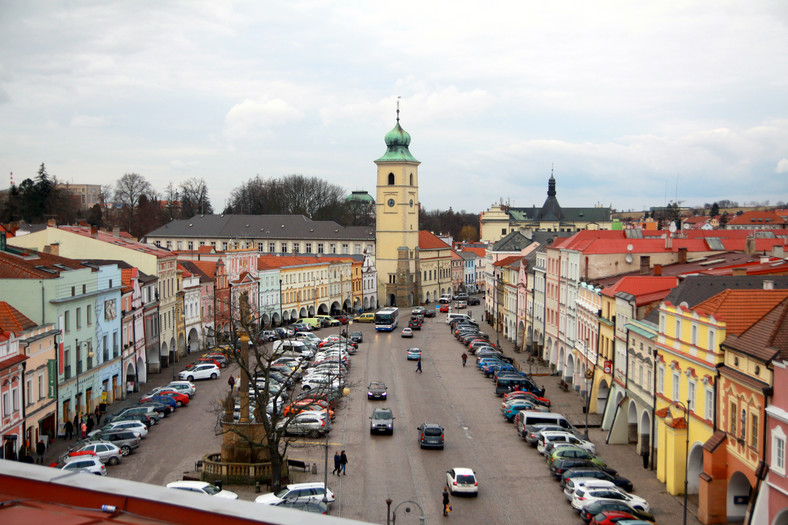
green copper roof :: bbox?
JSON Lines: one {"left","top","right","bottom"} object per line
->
{"left": 346, "top": 190, "right": 374, "bottom": 203}
{"left": 375, "top": 121, "right": 419, "bottom": 163}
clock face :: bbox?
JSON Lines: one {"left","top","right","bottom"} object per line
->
{"left": 387, "top": 198, "right": 395, "bottom": 207}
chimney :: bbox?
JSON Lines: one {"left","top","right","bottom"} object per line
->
{"left": 678, "top": 247, "right": 688, "bottom": 264}
{"left": 654, "top": 264, "right": 662, "bottom": 276}
{"left": 113, "top": 226, "right": 120, "bottom": 238}
{"left": 43, "top": 243, "right": 60, "bottom": 256}
{"left": 763, "top": 280, "right": 775, "bottom": 290}
{"left": 773, "top": 245, "right": 785, "bottom": 259}
{"left": 733, "top": 267, "right": 747, "bottom": 276}
{"left": 760, "top": 255, "right": 771, "bottom": 264}
{"left": 639, "top": 256, "right": 651, "bottom": 275}
{"left": 47, "top": 218, "right": 57, "bottom": 227}
{"left": 745, "top": 236, "right": 756, "bottom": 255}
{"left": 90, "top": 226, "right": 98, "bottom": 238}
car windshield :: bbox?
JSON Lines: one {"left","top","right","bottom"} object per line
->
{"left": 273, "top": 488, "right": 292, "bottom": 498}
{"left": 374, "top": 410, "right": 392, "bottom": 419}
{"left": 424, "top": 428, "right": 442, "bottom": 436}
{"left": 202, "top": 484, "right": 221, "bottom": 495}
{"left": 457, "top": 475, "right": 475, "bottom": 484}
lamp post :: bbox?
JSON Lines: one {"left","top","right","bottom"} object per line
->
{"left": 667, "top": 399, "right": 691, "bottom": 525}
{"left": 387, "top": 499, "right": 426, "bottom": 525}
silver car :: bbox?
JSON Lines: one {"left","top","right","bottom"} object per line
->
{"left": 72, "top": 441, "right": 122, "bottom": 466}
{"left": 278, "top": 411, "right": 331, "bottom": 438}
{"left": 59, "top": 455, "right": 107, "bottom": 475}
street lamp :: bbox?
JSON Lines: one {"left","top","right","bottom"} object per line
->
{"left": 666, "top": 399, "right": 690, "bottom": 525}
{"left": 386, "top": 499, "right": 426, "bottom": 525}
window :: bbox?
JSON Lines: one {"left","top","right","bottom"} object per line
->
{"left": 281, "top": 243, "right": 288, "bottom": 253}
{"left": 675, "top": 319, "right": 681, "bottom": 338}
{"left": 502, "top": 228, "right": 507, "bottom": 235}
{"left": 38, "top": 373, "right": 45, "bottom": 399}
{"left": 268, "top": 242, "right": 275, "bottom": 253}
{"left": 741, "top": 408, "right": 747, "bottom": 439}
{"left": 657, "top": 366, "right": 664, "bottom": 394}
{"left": 305, "top": 243, "right": 312, "bottom": 254}
{"left": 672, "top": 372, "right": 680, "bottom": 402}
{"left": 317, "top": 243, "right": 324, "bottom": 254}
{"left": 26, "top": 379, "right": 32, "bottom": 405}
{"left": 751, "top": 413, "right": 758, "bottom": 449}
{"left": 705, "top": 387, "right": 714, "bottom": 420}
{"left": 730, "top": 401, "right": 737, "bottom": 434}
{"left": 2, "top": 392, "right": 8, "bottom": 417}
{"left": 71, "top": 286, "right": 76, "bottom": 297}
{"left": 342, "top": 243, "right": 349, "bottom": 254}
{"left": 388, "top": 173, "right": 395, "bottom": 185}
{"left": 188, "top": 241, "right": 193, "bottom": 250}
{"left": 691, "top": 325, "right": 698, "bottom": 345}
{"left": 330, "top": 244, "right": 336, "bottom": 254}
{"left": 113, "top": 332, "right": 118, "bottom": 358}
{"left": 293, "top": 243, "right": 299, "bottom": 254}
{"left": 688, "top": 380, "right": 696, "bottom": 411}
{"left": 708, "top": 330, "right": 715, "bottom": 352}
{"left": 12, "top": 388, "right": 18, "bottom": 412}
{"left": 773, "top": 427, "right": 786, "bottom": 475}
{"left": 76, "top": 307, "right": 81, "bottom": 328}
{"left": 166, "top": 241, "right": 172, "bottom": 249}
{"left": 87, "top": 305, "right": 92, "bottom": 326}
{"left": 64, "top": 311, "right": 70, "bottom": 332}
{"left": 222, "top": 242, "right": 228, "bottom": 250}
{"left": 177, "top": 241, "right": 183, "bottom": 250}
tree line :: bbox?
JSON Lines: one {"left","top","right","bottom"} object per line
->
{"left": 0, "top": 166, "right": 478, "bottom": 241}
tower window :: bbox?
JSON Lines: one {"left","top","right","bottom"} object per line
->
{"left": 388, "top": 173, "right": 395, "bottom": 185}
{"left": 410, "top": 173, "right": 413, "bottom": 185}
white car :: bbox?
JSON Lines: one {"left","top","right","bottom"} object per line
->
{"left": 89, "top": 420, "right": 148, "bottom": 439}
{"left": 164, "top": 381, "right": 196, "bottom": 397}
{"left": 60, "top": 455, "right": 107, "bottom": 475}
{"left": 538, "top": 431, "right": 596, "bottom": 455}
{"left": 255, "top": 482, "right": 334, "bottom": 505}
{"left": 446, "top": 467, "right": 478, "bottom": 495}
{"left": 166, "top": 480, "right": 239, "bottom": 499}
{"left": 563, "top": 479, "right": 616, "bottom": 501}
{"left": 570, "top": 486, "right": 650, "bottom": 512}
{"left": 301, "top": 374, "right": 341, "bottom": 391}
{"left": 179, "top": 363, "right": 220, "bottom": 381}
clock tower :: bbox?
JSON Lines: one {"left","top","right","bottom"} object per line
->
{"left": 375, "top": 106, "right": 420, "bottom": 307}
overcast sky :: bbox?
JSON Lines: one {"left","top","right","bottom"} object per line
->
{"left": 1, "top": 1, "right": 787, "bottom": 214}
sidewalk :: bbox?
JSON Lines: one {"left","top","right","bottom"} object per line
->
{"left": 479, "top": 316, "right": 702, "bottom": 524}
{"left": 42, "top": 351, "right": 206, "bottom": 467}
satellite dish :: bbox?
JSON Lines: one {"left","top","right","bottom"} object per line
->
{"left": 627, "top": 244, "right": 633, "bottom": 252}
{"left": 625, "top": 253, "right": 634, "bottom": 264}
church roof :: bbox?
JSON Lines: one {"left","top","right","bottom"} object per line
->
{"left": 491, "top": 231, "right": 534, "bottom": 252}
{"left": 375, "top": 117, "right": 419, "bottom": 164}
{"left": 419, "top": 231, "right": 451, "bottom": 250}
{"left": 506, "top": 175, "right": 611, "bottom": 223}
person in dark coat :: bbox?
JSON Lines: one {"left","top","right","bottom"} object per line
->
{"left": 86, "top": 415, "right": 95, "bottom": 434}
{"left": 442, "top": 487, "right": 451, "bottom": 516}
{"left": 36, "top": 440, "right": 46, "bottom": 464}
{"left": 416, "top": 357, "right": 422, "bottom": 373}
{"left": 64, "top": 420, "right": 74, "bottom": 440}
{"left": 73, "top": 414, "right": 79, "bottom": 436}
{"left": 339, "top": 450, "right": 348, "bottom": 475}
{"left": 95, "top": 406, "right": 102, "bottom": 426}
{"left": 332, "top": 451, "right": 341, "bottom": 475}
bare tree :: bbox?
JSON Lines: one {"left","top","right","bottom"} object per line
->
{"left": 114, "top": 173, "right": 154, "bottom": 232}
{"left": 180, "top": 177, "right": 213, "bottom": 217}
{"left": 226, "top": 174, "right": 347, "bottom": 221}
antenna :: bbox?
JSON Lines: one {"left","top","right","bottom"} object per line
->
{"left": 396, "top": 96, "right": 401, "bottom": 123}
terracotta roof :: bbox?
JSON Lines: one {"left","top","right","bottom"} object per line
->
{"left": 493, "top": 255, "right": 522, "bottom": 268}
{"left": 718, "top": 364, "right": 771, "bottom": 390}
{"left": 460, "top": 246, "right": 487, "bottom": 257}
{"left": 0, "top": 302, "right": 37, "bottom": 334}
{"left": 694, "top": 289, "right": 788, "bottom": 335}
{"left": 0, "top": 249, "right": 90, "bottom": 279}
{"left": 58, "top": 226, "right": 174, "bottom": 259}
{"left": 600, "top": 276, "right": 678, "bottom": 305}
{"left": 189, "top": 260, "right": 218, "bottom": 278}
{"left": 703, "top": 430, "right": 727, "bottom": 452}
{"left": 723, "top": 298, "right": 788, "bottom": 361}
{"left": 727, "top": 210, "right": 788, "bottom": 226}
{"left": 419, "top": 230, "right": 451, "bottom": 250}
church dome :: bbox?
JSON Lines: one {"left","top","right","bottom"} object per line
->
{"left": 384, "top": 122, "right": 411, "bottom": 148}
{"left": 375, "top": 118, "right": 419, "bottom": 164}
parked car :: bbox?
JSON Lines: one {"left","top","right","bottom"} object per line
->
{"left": 424, "top": 309, "right": 436, "bottom": 318}
{"left": 107, "top": 406, "right": 162, "bottom": 424}
{"left": 89, "top": 420, "right": 148, "bottom": 439}
{"left": 57, "top": 455, "right": 107, "bottom": 475}
{"left": 550, "top": 457, "right": 618, "bottom": 479}
{"left": 406, "top": 348, "right": 422, "bottom": 360}
{"left": 417, "top": 423, "right": 444, "bottom": 449}
{"left": 401, "top": 327, "right": 413, "bottom": 338}
{"left": 445, "top": 467, "right": 478, "bottom": 496}
{"left": 71, "top": 441, "right": 122, "bottom": 465}
{"left": 179, "top": 363, "right": 220, "bottom": 381}
{"left": 367, "top": 381, "right": 388, "bottom": 400}
{"left": 561, "top": 467, "right": 633, "bottom": 492}
{"left": 439, "top": 304, "right": 449, "bottom": 312}
{"left": 563, "top": 479, "right": 617, "bottom": 501}
{"left": 275, "top": 499, "right": 329, "bottom": 514}
{"left": 278, "top": 412, "right": 331, "bottom": 438}
{"left": 255, "top": 482, "right": 335, "bottom": 505}
{"left": 468, "top": 297, "right": 480, "bottom": 305}
{"left": 369, "top": 407, "right": 395, "bottom": 435}
{"left": 538, "top": 431, "right": 597, "bottom": 455}
{"left": 87, "top": 430, "right": 141, "bottom": 456}
{"left": 301, "top": 374, "right": 341, "bottom": 391}
{"left": 259, "top": 330, "right": 279, "bottom": 342}
{"left": 164, "top": 381, "right": 196, "bottom": 397}
{"left": 578, "top": 500, "right": 655, "bottom": 523}
{"left": 571, "top": 487, "right": 650, "bottom": 513}
{"left": 143, "top": 390, "right": 189, "bottom": 407}
{"left": 548, "top": 446, "right": 606, "bottom": 468}
{"left": 109, "top": 412, "right": 154, "bottom": 429}
{"left": 166, "top": 480, "right": 239, "bottom": 499}
{"left": 203, "top": 353, "right": 230, "bottom": 367}
{"left": 590, "top": 511, "right": 651, "bottom": 525}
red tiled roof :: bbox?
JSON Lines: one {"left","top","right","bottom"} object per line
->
{"left": 727, "top": 210, "right": 788, "bottom": 226}
{"left": 419, "top": 231, "right": 451, "bottom": 250}
{"left": 0, "top": 302, "right": 37, "bottom": 334}
{"left": 601, "top": 276, "right": 678, "bottom": 305}
{"left": 460, "top": 246, "right": 487, "bottom": 257}
{"left": 724, "top": 298, "right": 788, "bottom": 361}
{"left": 58, "top": 226, "right": 174, "bottom": 259}
{"left": 0, "top": 249, "right": 89, "bottom": 279}
{"left": 190, "top": 260, "right": 218, "bottom": 278}
{"left": 694, "top": 289, "right": 788, "bottom": 335}
{"left": 493, "top": 255, "right": 522, "bottom": 268}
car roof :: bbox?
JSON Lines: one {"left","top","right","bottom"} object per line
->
{"left": 452, "top": 468, "right": 475, "bottom": 476}
{"left": 167, "top": 480, "right": 211, "bottom": 489}
{"left": 286, "top": 482, "right": 327, "bottom": 489}
{"left": 421, "top": 423, "right": 443, "bottom": 429}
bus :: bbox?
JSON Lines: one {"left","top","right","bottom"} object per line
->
{"left": 374, "top": 307, "right": 399, "bottom": 332}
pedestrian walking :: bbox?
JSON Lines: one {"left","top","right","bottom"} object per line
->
{"left": 228, "top": 375, "right": 236, "bottom": 390}
{"left": 442, "top": 486, "right": 451, "bottom": 516}
{"left": 339, "top": 450, "right": 348, "bottom": 475}
{"left": 641, "top": 449, "right": 649, "bottom": 469}
{"left": 35, "top": 440, "right": 46, "bottom": 464}
{"left": 73, "top": 414, "right": 79, "bottom": 437}
{"left": 86, "top": 415, "right": 95, "bottom": 434}
{"left": 416, "top": 357, "right": 422, "bottom": 373}
{"left": 461, "top": 352, "right": 467, "bottom": 367}
{"left": 95, "top": 406, "right": 102, "bottom": 426}
{"left": 64, "top": 420, "right": 74, "bottom": 440}
{"left": 333, "top": 451, "right": 341, "bottom": 475}
{"left": 80, "top": 420, "right": 87, "bottom": 439}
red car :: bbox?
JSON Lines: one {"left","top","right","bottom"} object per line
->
{"left": 502, "top": 390, "right": 551, "bottom": 407}
{"left": 147, "top": 389, "right": 190, "bottom": 406}
{"left": 590, "top": 510, "right": 640, "bottom": 525}
{"left": 197, "top": 357, "right": 223, "bottom": 368}
{"left": 439, "top": 304, "right": 449, "bottom": 312}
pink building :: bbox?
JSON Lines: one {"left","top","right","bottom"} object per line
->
{"left": 0, "top": 302, "right": 33, "bottom": 460}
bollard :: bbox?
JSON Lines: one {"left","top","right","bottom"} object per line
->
{"left": 255, "top": 481, "right": 261, "bottom": 493}
{"left": 311, "top": 462, "right": 317, "bottom": 474}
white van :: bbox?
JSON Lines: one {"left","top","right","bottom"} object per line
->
{"left": 439, "top": 294, "right": 452, "bottom": 304}
{"left": 514, "top": 411, "right": 578, "bottom": 439}
{"left": 272, "top": 340, "right": 313, "bottom": 359}
{"left": 446, "top": 313, "right": 474, "bottom": 324}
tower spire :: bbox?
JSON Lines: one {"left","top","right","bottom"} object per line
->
{"left": 396, "top": 96, "right": 401, "bottom": 123}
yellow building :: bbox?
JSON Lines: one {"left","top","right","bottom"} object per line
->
{"left": 654, "top": 301, "right": 723, "bottom": 496}
{"left": 375, "top": 109, "right": 420, "bottom": 307}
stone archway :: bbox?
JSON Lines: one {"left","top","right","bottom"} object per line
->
{"left": 639, "top": 409, "right": 652, "bottom": 456}
{"left": 557, "top": 347, "right": 564, "bottom": 373}
{"left": 299, "top": 307, "right": 308, "bottom": 318}
{"left": 178, "top": 332, "right": 185, "bottom": 357}
{"left": 187, "top": 328, "right": 199, "bottom": 354}
{"left": 318, "top": 304, "right": 329, "bottom": 315}
{"left": 136, "top": 355, "right": 146, "bottom": 385}
{"left": 687, "top": 442, "right": 704, "bottom": 495}
{"left": 565, "top": 353, "right": 575, "bottom": 384}
{"left": 308, "top": 306, "right": 315, "bottom": 317}
{"left": 160, "top": 341, "right": 169, "bottom": 366}
{"left": 125, "top": 360, "right": 137, "bottom": 394}
{"left": 772, "top": 508, "right": 788, "bottom": 525}
{"left": 388, "top": 294, "right": 396, "bottom": 307}
{"left": 596, "top": 379, "right": 609, "bottom": 414}
{"left": 726, "top": 471, "right": 752, "bottom": 521}
{"left": 627, "top": 400, "right": 638, "bottom": 444}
